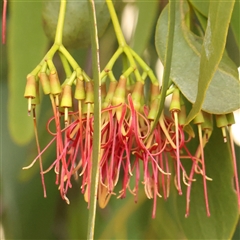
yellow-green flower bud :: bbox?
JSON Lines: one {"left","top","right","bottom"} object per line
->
{"left": 24, "top": 74, "right": 37, "bottom": 99}
{"left": 169, "top": 88, "right": 181, "bottom": 113}
{"left": 49, "top": 71, "right": 62, "bottom": 95}
{"left": 60, "top": 85, "right": 72, "bottom": 108}
{"left": 193, "top": 111, "right": 204, "bottom": 125}
{"left": 39, "top": 72, "right": 51, "bottom": 95}
{"left": 85, "top": 81, "right": 94, "bottom": 103}
{"left": 226, "top": 112, "right": 235, "bottom": 126}
{"left": 215, "top": 114, "right": 228, "bottom": 128}
{"left": 74, "top": 77, "right": 86, "bottom": 100}
{"left": 131, "top": 81, "right": 144, "bottom": 112}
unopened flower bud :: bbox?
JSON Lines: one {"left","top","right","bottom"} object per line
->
{"left": 226, "top": 112, "right": 235, "bottom": 126}
{"left": 74, "top": 77, "right": 86, "bottom": 100}
{"left": 215, "top": 114, "right": 228, "bottom": 142}
{"left": 132, "top": 81, "right": 144, "bottom": 111}
{"left": 49, "top": 71, "right": 62, "bottom": 95}
{"left": 39, "top": 72, "right": 51, "bottom": 94}
{"left": 24, "top": 74, "right": 37, "bottom": 99}
{"left": 169, "top": 88, "right": 181, "bottom": 113}
{"left": 60, "top": 85, "right": 72, "bottom": 108}
{"left": 85, "top": 81, "right": 94, "bottom": 103}
{"left": 193, "top": 111, "right": 204, "bottom": 125}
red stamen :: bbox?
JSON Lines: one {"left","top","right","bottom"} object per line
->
{"left": 197, "top": 124, "right": 210, "bottom": 217}
{"left": 32, "top": 107, "right": 47, "bottom": 198}
{"left": 228, "top": 126, "right": 240, "bottom": 209}
{"left": 2, "top": 0, "right": 7, "bottom": 44}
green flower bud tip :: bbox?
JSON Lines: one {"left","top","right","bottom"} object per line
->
{"left": 102, "top": 81, "right": 117, "bottom": 109}
{"left": 178, "top": 94, "right": 187, "bottom": 126}
{"left": 202, "top": 112, "right": 213, "bottom": 130}
{"left": 178, "top": 104, "right": 186, "bottom": 126}
{"left": 24, "top": 75, "right": 37, "bottom": 115}
{"left": 54, "top": 95, "right": 60, "bottom": 108}
{"left": 60, "top": 85, "right": 73, "bottom": 124}
{"left": 215, "top": 114, "right": 228, "bottom": 128}
{"left": 112, "top": 76, "right": 126, "bottom": 107}
{"left": 60, "top": 85, "right": 72, "bottom": 108}
{"left": 101, "top": 83, "right": 107, "bottom": 102}
{"left": 226, "top": 112, "right": 235, "bottom": 126}
{"left": 39, "top": 72, "right": 51, "bottom": 95}
{"left": 31, "top": 81, "right": 40, "bottom": 106}
{"left": 49, "top": 72, "right": 62, "bottom": 95}
{"left": 150, "top": 84, "right": 160, "bottom": 103}
{"left": 202, "top": 112, "right": 213, "bottom": 142}
{"left": 215, "top": 114, "right": 228, "bottom": 142}
{"left": 112, "top": 76, "right": 127, "bottom": 121}
{"left": 85, "top": 81, "right": 94, "bottom": 103}
{"left": 82, "top": 102, "right": 94, "bottom": 115}
{"left": 147, "top": 85, "right": 160, "bottom": 121}
{"left": 193, "top": 111, "right": 204, "bottom": 125}
{"left": 74, "top": 78, "right": 86, "bottom": 100}
{"left": 24, "top": 75, "right": 37, "bottom": 98}
{"left": 147, "top": 100, "right": 158, "bottom": 121}
{"left": 132, "top": 81, "right": 144, "bottom": 112}
{"left": 169, "top": 88, "right": 180, "bottom": 113}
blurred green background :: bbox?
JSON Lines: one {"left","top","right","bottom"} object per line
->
{"left": 1, "top": 0, "right": 239, "bottom": 239}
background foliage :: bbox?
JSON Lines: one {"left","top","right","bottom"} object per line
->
{"left": 1, "top": 0, "right": 240, "bottom": 239}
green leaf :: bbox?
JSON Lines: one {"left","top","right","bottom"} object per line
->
{"left": 185, "top": 0, "right": 235, "bottom": 124}
{"left": 95, "top": 190, "right": 184, "bottom": 239}
{"left": 96, "top": 193, "right": 147, "bottom": 239}
{"left": 150, "top": 0, "right": 175, "bottom": 135}
{"left": 231, "top": 1, "right": 240, "bottom": 49}
{"left": 132, "top": 1, "right": 159, "bottom": 56}
{"left": 2, "top": 81, "right": 59, "bottom": 239}
{"left": 190, "top": 0, "right": 240, "bottom": 50}
{"left": 176, "top": 126, "right": 239, "bottom": 239}
{"left": 155, "top": 0, "right": 240, "bottom": 116}
{"left": 8, "top": 0, "right": 47, "bottom": 145}
{"left": 188, "top": 0, "right": 209, "bottom": 17}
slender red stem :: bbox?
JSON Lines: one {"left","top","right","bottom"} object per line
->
{"left": 229, "top": 126, "right": 240, "bottom": 210}
{"left": 2, "top": 0, "right": 7, "bottom": 44}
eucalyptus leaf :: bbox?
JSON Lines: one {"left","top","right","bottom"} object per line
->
{"left": 176, "top": 126, "right": 239, "bottom": 239}
{"left": 188, "top": 0, "right": 209, "bottom": 17}
{"left": 132, "top": 0, "right": 159, "bottom": 56}
{"left": 185, "top": 0, "right": 235, "bottom": 124}
{"left": 231, "top": 1, "right": 240, "bottom": 49}
{"left": 190, "top": 0, "right": 240, "bottom": 50}
{"left": 8, "top": 0, "right": 47, "bottom": 145}
{"left": 155, "top": 0, "right": 240, "bottom": 115}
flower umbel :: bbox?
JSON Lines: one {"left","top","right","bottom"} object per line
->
{"left": 22, "top": 0, "right": 240, "bottom": 220}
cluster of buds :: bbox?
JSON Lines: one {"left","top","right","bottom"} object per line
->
{"left": 23, "top": 52, "right": 240, "bottom": 218}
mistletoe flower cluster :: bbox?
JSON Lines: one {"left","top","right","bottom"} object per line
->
{"left": 23, "top": 51, "right": 240, "bottom": 218}
{"left": 22, "top": 0, "right": 239, "bottom": 218}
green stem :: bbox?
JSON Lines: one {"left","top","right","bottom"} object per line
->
{"left": 59, "top": 45, "right": 80, "bottom": 70}
{"left": 123, "top": 46, "right": 142, "bottom": 83}
{"left": 148, "top": 0, "right": 175, "bottom": 137}
{"left": 59, "top": 52, "right": 72, "bottom": 78}
{"left": 54, "top": 0, "right": 67, "bottom": 45}
{"left": 130, "top": 48, "right": 159, "bottom": 85}
{"left": 87, "top": 0, "right": 101, "bottom": 239}
{"left": 106, "top": 0, "right": 126, "bottom": 47}
{"left": 101, "top": 47, "right": 123, "bottom": 75}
